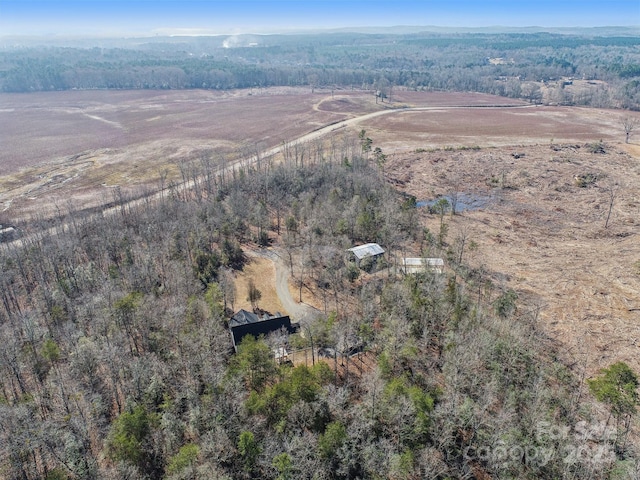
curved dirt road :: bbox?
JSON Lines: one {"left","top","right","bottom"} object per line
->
{"left": 259, "top": 102, "right": 533, "bottom": 157}
{"left": 2, "top": 102, "right": 532, "bottom": 252}
{"left": 246, "top": 248, "right": 319, "bottom": 322}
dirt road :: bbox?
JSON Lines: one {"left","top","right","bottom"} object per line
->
{"left": 1, "top": 101, "right": 532, "bottom": 252}
{"left": 246, "top": 248, "right": 320, "bottom": 322}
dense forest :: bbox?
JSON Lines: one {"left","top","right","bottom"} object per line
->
{"left": 1, "top": 30, "right": 640, "bottom": 109}
{"left": 1, "top": 132, "right": 638, "bottom": 479}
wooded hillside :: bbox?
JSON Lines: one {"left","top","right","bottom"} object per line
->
{"left": 1, "top": 135, "right": 637, "bottom": 479}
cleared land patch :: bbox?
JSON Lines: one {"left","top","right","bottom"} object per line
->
{"left": 385, "top": 142, "right": 640, "bottom": 375}
{"left": 232, "top": 254, "right": 285, "bottom": 316}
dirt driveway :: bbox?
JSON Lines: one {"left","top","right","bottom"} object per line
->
{"left": 243, "top": 247, "right": 320, "bottom": 323}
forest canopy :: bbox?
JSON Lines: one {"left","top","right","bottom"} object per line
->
{"left": 1, "top": 30, "right": 639, "bottom": 108}
{"left": 0, "top": 132, "right": 637, "bottom": 479}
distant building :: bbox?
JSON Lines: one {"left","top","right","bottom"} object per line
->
{"left": 347, "top": 243, "right": 385, "bottom": 268}
{"left": 400, "top": 257, "right": 445, "bottom": 274}
{"left": 229, "top": 309, "right": 297, "bottom": 352}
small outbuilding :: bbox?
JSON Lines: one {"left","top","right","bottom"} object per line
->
{"left": 401, "top": 257, "right": 445, "bottom": 274}
{"left": 229, "top": 309, "right": 297, "bottom": 352}
{"left": 347, "top": 243, "right": 385, "bottom": 268}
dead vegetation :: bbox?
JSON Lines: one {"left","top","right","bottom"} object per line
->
{"left": 385, "top": 142, "right": 640, "bottom": 375}
{"left": 3, "top": 91, "right": 640, "bottom": 477}
{"left": 3, "top": 88, "right": 640, "bottom": 379}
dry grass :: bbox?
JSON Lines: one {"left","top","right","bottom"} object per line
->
{"left": 362, "top": 105, "right": 633, "bottom": 154}
{"left": 0, "top": 87, "right": 353, "bottom": 218}
{"left": 233, "top": 255, "right": 285, "bottom": 316}
{"left": 286, "top": 275, "right": 325, "bottom": 313}
{"left": 6, "top": 88, "right": 631, "bottom": 221}
{"left": 385, "top": 141, "right": 640, "bottom": 375}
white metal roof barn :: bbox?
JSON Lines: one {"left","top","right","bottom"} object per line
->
{"left": 347, "top": 243, "right": 385, "bottom": 260}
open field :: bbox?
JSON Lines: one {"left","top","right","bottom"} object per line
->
{"left": 2, "top": 87, "right": 635, "bottom": 222}
{"left": 0, "top": 88, "right": 526, "bottom": 218}
{"left": 385, "top": 142, "right": 640, "bottom": 375}
{"left": 0, "top": 87, "right": 346, "bottom": 218}
{"left": 364, "top": 105, "right": 627, "bottom": 151}
{"left": 0, "top": 87, "right": 339, "bottom": 175}
{"left": 2, "top": 87, "right": 640, "bottom": 376}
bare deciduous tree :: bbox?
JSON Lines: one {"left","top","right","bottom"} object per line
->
{"left": 604, "top": 181, "right": 620, "bottom": 229}
{"left": 246, "top": 279, "right": 262, "bottom": 311}
{"left": 622, "top": 117, "right": 639, "bottom": 144}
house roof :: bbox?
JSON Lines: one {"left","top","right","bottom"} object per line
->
{"left": 229, "top": 309, "right": 260, "bottom": 328}
{"left": 347, "top": 243, "right": 385, "bottom": 260}
{"left": 229, "top": 309, "right": 295, "bottom": 351}
{"left": 229, "top": 309, "right": 290, "bottom": 329}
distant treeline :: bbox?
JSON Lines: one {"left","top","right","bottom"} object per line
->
{"left": 1, "top": 32, "right": 639, "bottom": 108}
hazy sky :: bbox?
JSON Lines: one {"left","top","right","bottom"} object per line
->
{"left": 1, "top": 0, "right": 638, "bottom": 36}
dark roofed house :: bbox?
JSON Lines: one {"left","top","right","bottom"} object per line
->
{"left": 229, "top": 309, "right": 297, "bottom": 352}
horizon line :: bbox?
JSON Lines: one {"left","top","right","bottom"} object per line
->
{"left": 1, "top": 24, "right": 639, "bottom": 40}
